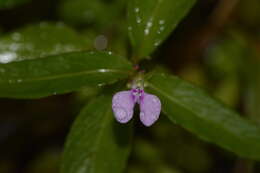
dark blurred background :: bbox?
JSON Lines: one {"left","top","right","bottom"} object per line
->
{"left": 0, "top": 0, "right": 260, "bottom": 172}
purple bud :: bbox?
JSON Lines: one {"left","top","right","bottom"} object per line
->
{"left": 139, "top": 93, "right": 161, "bottom": 126}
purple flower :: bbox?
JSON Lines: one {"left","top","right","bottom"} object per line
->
{"left": 112, "top": 88, "right": 161, "bottom": 127}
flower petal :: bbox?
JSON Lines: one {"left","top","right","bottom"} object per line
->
{"left": 139, "top": 92, "right": 161, "bottom": 126}
{"left": 112, "top": 91, "right": 135, "bottom": 123}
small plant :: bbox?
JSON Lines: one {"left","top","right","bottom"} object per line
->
{"left": 0, "top": 0, "right": 260, "bottom": 173}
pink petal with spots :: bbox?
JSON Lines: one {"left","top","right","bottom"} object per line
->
{"left": 112, "top": 91, "right": 135, "bottom": 123}
{"left": 139, "top": 92, "right": 161, "bottom": 126}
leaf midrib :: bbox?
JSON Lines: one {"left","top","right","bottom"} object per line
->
{"left": 147, "top": 81, "right": 256, "bottom": 143}
{"left": 2, "top": 69, "right": 130, "bottom": 84}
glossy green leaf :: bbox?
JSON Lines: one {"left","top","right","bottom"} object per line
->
{"left": 0, "top": 0, "right": 30, "bottom": 9}
{"left": 0, "top": 51, "right": 132, "bottom": 98}
{"left": 0, "top": 23, "right": 89, "bottom": 63}
{"left": 128, "top": 0, "right": 196, "bottom": 60}
{"left": 61, "top": 94, "right": 132, "bottom": 173}
{"left": 146, "top": 73, "right": 260, "bottom": 160}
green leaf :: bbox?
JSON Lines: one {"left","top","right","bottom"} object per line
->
{"left": 0, "top": 23, "right": 89, "bottom": 63}
{"left": 128, "top": 0, "right": 196, "bottom": 60}
{"left": 61, "top": 94, "right": 132, "bottom": 173}
{"left": 0, "top": 51, "right": 132, "bottom": 98}
{"left": 146, "top": 73, "right": 260, "bottom": 160}
{"left": 0, "top": 0, "right": 30, "bottom": 9}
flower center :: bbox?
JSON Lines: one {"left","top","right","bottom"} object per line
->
{"left": 131, "top": 88, "right": 144, "bottom": 103}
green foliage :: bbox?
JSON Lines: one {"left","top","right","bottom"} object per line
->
{"left": 0, "top": 51, "right": 132, "bottom": 98}
{"left": 0, "top": 0, "right": 30, "bottom": 9}
{"left": 146, "top": 73, "right": 260, "bottom": 160}
{"left": 61, "top": 94, "right": 132, "bottom": 173}
{"left": 0, "top": 23, "right": 89, "bottom": 62}
{"left": 1, "top": 0, "right": 260, "bottom": 173}
{"left": 151, "top": 121, "right": 213, "bottom": 173}
{"left": 205, "top": 35, "right": 245, "bottom": 79}
{"left": 128, "top": 0, "right": 196, "bottom": 60}
{"left": 205, "top": 35, "right": 245, "bottom": 107}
